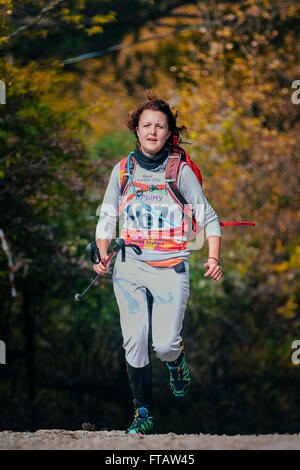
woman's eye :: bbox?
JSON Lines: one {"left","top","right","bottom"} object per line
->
{"left": 142, "top": 123, "right": 165, "bottom": 129}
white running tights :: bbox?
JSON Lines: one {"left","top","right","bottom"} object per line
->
{"left": 112, "top": 254, "right": 190, "bottom": 368}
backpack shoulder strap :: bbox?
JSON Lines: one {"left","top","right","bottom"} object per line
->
{"left": 120, "top": 153, "right": 136, "bottom": 195}
{"left": 165, "top": 147, "right": 188, "bottom": 207}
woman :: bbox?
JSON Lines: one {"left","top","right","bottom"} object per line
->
{"left": 94, "top": 91, "right": 222, "bottom": 434}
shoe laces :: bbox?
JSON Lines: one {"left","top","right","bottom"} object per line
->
{"left": 131, "top": 408, "right": 149, "bottom": 428}
{"left": 168, "top": 358, "right": 184, "bottom": 381}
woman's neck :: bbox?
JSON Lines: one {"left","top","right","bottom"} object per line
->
{"left": 134, "top": 142, "right": 169, "bottom": 170}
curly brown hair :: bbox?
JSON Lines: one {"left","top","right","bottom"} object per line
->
{"left": 126, "top": 90, "right": 186, "bottom": 146}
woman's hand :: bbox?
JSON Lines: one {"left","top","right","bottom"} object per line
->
{"left": 93, "top": 255, "right": 111, "bottom": 276}
{"left": 203, "top": 259, "right": 223, "bottom": 281}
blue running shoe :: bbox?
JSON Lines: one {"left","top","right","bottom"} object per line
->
{"left": 166, "top": 352, "right": 191, "bottom": 397}
{"left": 126, "top": 407, "right": 154, "bottom": 435}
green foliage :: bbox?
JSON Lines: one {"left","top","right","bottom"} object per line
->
{"left": 90, "top": 132, "right": 135, "bottom": 160}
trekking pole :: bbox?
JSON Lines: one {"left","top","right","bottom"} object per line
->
{"left": 74, "top": 238, "right": 125, "bottom": 302}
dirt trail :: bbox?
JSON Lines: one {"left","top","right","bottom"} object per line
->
{"left": 0, "top": 430, "right": 300, "bottom": 450}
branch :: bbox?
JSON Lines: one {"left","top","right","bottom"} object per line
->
{"left": 1, "top": 0, "right": 64, "bottom": 43}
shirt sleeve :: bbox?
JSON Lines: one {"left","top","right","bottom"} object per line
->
{"left": 177, "top": 163, "right": 222, "bottom": 238}
{"left": 95, "top": 162, "right": 121, "bottom": 240}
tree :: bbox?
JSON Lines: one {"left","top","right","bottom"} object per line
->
{"left": 0, "top": 58, "right": 113, "bottom": 429}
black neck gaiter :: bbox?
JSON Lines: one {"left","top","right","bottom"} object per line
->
{"left": 134, "top": 143, "right": 169, "bottom": 170}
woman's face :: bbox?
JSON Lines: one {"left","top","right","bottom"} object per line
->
{"left": 136, "top": 109, "right": 171, "bottom": 156}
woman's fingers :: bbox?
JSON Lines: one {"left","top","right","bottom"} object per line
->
{"left": 203, "top": 262, "right": 216, "bottom": 277}
{"left": 203, "top": 262, "right": 223, "bottom": 281}
{"left": 210, "top": 265, "right": 222, "bottom": 280}
{"left": 214, "top": 269, "right": 223, "bottom": 281}
{"left": 93, "top": 259, "right": 110, "bottom": 275}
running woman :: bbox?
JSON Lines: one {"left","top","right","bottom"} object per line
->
{"left": 94, "top": 91, "right": 223, "bottom": 434}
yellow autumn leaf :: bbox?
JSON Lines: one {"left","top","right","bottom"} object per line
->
{"left": 189, "top": 131, "right": 198, "bottom": 140}
{"left": 276, "top": 294, "right": 298, "bottom": 319}
{"left": 86, "top": 25, "right": 103, "bottom": 36}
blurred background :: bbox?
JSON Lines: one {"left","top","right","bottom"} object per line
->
{"left": 0, "top": 0, "right": 299, "bottom": 434}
